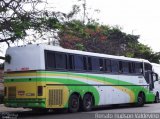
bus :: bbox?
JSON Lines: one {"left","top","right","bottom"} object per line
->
{"left": 151, "top": 63, "right": 160, "bottom": 103}
{"left": 4, "top": 44, "right": 158, "bottom": 112}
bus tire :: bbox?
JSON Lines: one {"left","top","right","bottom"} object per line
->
{"left": 155, "top": 93, "right": 159, "bottom": 103}
{"left": 68, "top": 94, "right": 80, "bottom": 113}
{"left": 136, "top": 93, "right": 145, "bottom": 107}
{"left": 82, "top": 93, "right": 93, "bottom": 111}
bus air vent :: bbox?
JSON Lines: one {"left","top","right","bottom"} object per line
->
{"left": 8, "top": 87, "right": 16, "bottom": 99}
{"left": 48, "top": 89, "right": 63, "bottom": 106}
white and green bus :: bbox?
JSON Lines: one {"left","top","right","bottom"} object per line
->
{"left": 4, "top": 44, "right": 157, "bottom": 112}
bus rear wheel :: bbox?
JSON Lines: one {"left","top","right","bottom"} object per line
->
{"left": 82, "top": 93, "right": 93, "bottom": 111}
{"left": 136, "top": 93, "right": 145, "bottom": 107}
{"left": 68, "top": 94, "right": 80, "bottom": 113}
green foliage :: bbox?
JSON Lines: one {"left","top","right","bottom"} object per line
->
{"left": 47, "top": 18, "right": 61, "bottom": 29}
{"left": 59, "top": 20, "right": 160, "bottom": 64}
{"left": 134, "top": 43, "right": 160, "bottom": 63}
{"left": 0, "top": 0, "right": 64, "bottom": 46}
{"left": 75, "top": 43, "right": 85, "bottom": 51}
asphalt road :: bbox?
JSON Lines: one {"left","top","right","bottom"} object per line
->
{"left": 1, "top": 103, "right": 160, "bottom": 119}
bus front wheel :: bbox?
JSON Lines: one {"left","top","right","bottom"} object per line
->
{"left": 136, "top": 93, "right": 145, "bottom": 107}
{"left": 68, "top": 94, "right": 80, "bottom": 113}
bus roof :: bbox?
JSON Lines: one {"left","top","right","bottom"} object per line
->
{"left": 5, "top": 44, "right": 151, "bottom": 72}
{"left": 7, "top": 44, "right": 150, "bottom": 63}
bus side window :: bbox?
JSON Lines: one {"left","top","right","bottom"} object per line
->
{"left": 105, "top": 59, "right": 111, "bottom": 72}
{"left": 129, "top": 62, "right": 135, "bottom": 73}
{"left": 99, "top": 59, "right": 104, "bottom": 71}
{"left": 68, "top": 54, "right": 75, "bottom": 70}
{"left": 55, "top": 52, "right": 66, "bottom": 70}
{"left": 122, "top": 62, "right": 129, "bottom": 73}
{"left": 135, "top": 63, "right": 143, "bottom": 74}
{"left": 111, "top": 60, "right": 119, "bottom": 73}
{"left": 91, "top": 57, "right": 100, "bottom": 72}
{"left": 145, "top": 63, "right": 152, "bottom": 71}
{"left": 83, "top": 56, "right": 87, "bottom": 70}
{"left": 45, "top": 51, "right": 56, "bottom": 69}
{"left": 74, "top": 55, "right": 84, "bottom": 71}
{"left": 119, "top": 61, "right": 123, "bottom": 73}
{"left": 87, "top": 57, "right": 92, "bottom": 71}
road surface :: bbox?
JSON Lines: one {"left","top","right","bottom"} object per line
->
{"left": 0, "top": 103, "right": 160, "bottom": 119}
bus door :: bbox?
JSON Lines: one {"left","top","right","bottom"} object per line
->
{"left": 145, "top": 71, "right": 154, "bottom": 91}
{"left": 152, "top": 73, "right": 158, "bottom": 90}
{"left": 145, "top": 71, "right": 158, "bottom": 91}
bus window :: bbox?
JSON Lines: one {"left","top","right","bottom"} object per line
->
{"left": 111, "top": 60, "right": 119, "bottom": 73}
{"left": 105, "top": 59, "right": 111, "bottom": 72}
{"left": 87, "top": 57, "right": 92, "bottom": 71}
{"left": 83, "top": 56, "right": 87, "bottom": 70}
{"left": 74, "top": 55, "right": 84, "bottom": 71}
{"left": 122, "top": 62, "right": 129, "bottom": 73}
{"left": 91, "top": 57, "right": 100, "bottom": 71}
{"left": 129, "top": 62, "right": 135, "bottom": 73}
{"left": 145, "top": 63, "right": 152, "bottom": 71}
{"left": 55, "top": 52, "right": 66, "bottom": 69}
{"left": 135, "top": 63, "right": 143, "bottom": 74}
{"left": 99, "top": 59, "right": 104, "bottom": 71}
{"left": 119, "top": 61, "right": 123, "bottom": 73}
{"left": 68, "top": 54, "right": 74, "bottom": 70}
{"left": 45, "top": 51, "right": 56, "bottom": 69}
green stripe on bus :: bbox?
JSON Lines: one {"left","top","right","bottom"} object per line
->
{"left": 5, "top": 71, "right": 155, "bottom": 103}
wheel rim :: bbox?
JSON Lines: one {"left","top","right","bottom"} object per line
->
{"left": 83, "top": 94, "right": 93, "bottom": 110}
{"left": 71, "top": 98, "right": 79, "bottom": 108}
{"left": 85, "top": 97, "right": 92, "bottom": 109}
{"left": 138, "top": 96, "right": 143, "bottom": 105}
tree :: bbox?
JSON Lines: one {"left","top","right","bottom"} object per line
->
{"left": 150, "top": 52, "right": 160, "bottom": 63}
{"left": 59, "top": 20, "right": 107, "bottom": 52}
{"left": 59, "top": 20, "right": 136, "bottom": 54}
{"left": 59, "top": 20, "right": 160, "bottom": 63}
{"left": 0, "top": 0, "right": 65, "bottom": 59}
{"left": 1, "top": 0, "right": 42, "bottom": 45}
{"left": 134, "top": 43, "right": 160, "bottom": 63}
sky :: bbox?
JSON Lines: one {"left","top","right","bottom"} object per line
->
{"left": 48, "top": 0, "right": 160, "bottom": 52}
{"left": 1, "top": 0, "right": 160, "bottom": 63}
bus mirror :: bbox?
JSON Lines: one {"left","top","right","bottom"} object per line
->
{"left": 152, "top": 73, "right": 158, "bottom": 82}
